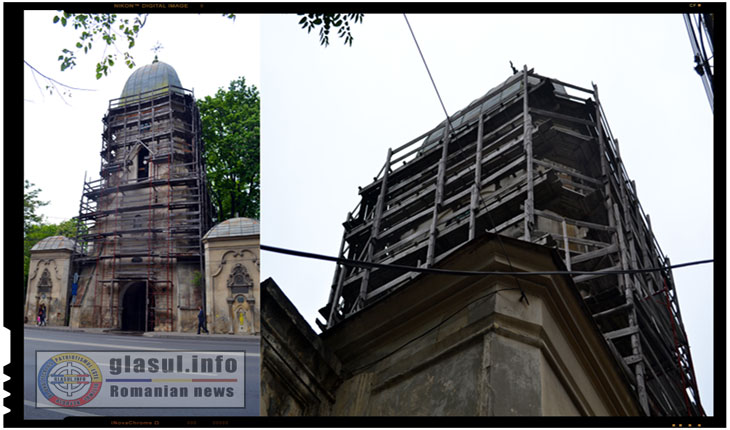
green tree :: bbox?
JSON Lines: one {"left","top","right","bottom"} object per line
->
{"left": 23, "top": 219, "right": 79, "bottom": 296}
{"left": 198, "top": 77, "right": 260, "bottom": 222}
{"left": 24, "top": 180, "right": 48, "bottom": 236}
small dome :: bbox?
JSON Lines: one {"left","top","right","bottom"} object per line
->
{"left": 204, "top": 218, "right": 260, "bottom": 240}
{"left": 120, "top": 60, "right": 182, "bottom": 100}
{"left": 31, "top": 236, "right": 79, "bottom": 252}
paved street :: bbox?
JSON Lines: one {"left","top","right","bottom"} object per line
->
{"left": 23, "top": 327, "right": 259, "bottom": 420}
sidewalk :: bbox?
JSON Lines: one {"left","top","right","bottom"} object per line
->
{"left": 24, "top": 324, "right": 259, "bottom": 342}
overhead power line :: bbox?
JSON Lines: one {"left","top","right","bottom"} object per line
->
{"left": 403, "top": 14, "right": 455, "bottom": 135}
{"left": 261, "top": 244, "right": 712, "bottom": 278}
{"left": 403, "top": 13, "right": 529, "bottom": 303}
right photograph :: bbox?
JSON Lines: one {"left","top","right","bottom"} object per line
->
{"left": 259, "top": 12, "right": 714, "bottom": 419}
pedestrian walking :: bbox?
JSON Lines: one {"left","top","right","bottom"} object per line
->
{"left": 38, "top": 304, "right": 47, "bottom": 326}
{"left": 197, "top": 306, "right": 209, "bottom": 334}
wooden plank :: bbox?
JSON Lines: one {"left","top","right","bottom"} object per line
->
{"left": 592, "top": 302, "right": 632, "bottom": 319}
{"left": 359, "top": 149, "right": 394, "bottom": 303}
{"left": 470, "top": 113, "right": 485, "bottom": 243}
{"left": 530, "top": 73, "right": 595, "bottom": 95}
{"left": 551, "top": 234, "right": 613, "bottom": 249}
{"left": 523, "top": 66, "right": 534, "bottom": 241}
{"left": 533, "top": 209, "right": 614, "bottom": 232}
{"left": 469, "top": 184, "right": 478, "bottom": 241}
{"left": 573, "top": 264, "right": 621, "bottom": 283}
{"left": 571, "top": 243, "right": 618, "bottom": 264}
{"left": 530, "top": 107, "right": 595, "bottom": 127}
{"left": 623, "top": 354, "right": 643, "bottom": 365}
{"left": 604, "top": 325, "right": 639, "bottom": 340}
{"left": 532, "top": 158, "right": 602, "bottom": 185}
{"left": 562, "top": 219, "right": 571, "bottom": 271}
{"left": 427, "top": 127, "right": 452, "bottom": 267}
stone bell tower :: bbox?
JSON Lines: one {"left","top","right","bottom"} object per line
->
{"left": 70, "top": 59, "right": 212, "bottom": 332}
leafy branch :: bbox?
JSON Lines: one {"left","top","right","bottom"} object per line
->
{"left": 25, "top": 60, "right": 96, "bottom": 105}
{"left": 298, "top": 13, "right": 364, "bottom": 47}
{"left": 52, "top": 12, "right": 147, "bottom": 79}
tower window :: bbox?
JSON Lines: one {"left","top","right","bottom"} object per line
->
{"left": 137, "top": 147, "right": 149, "bottom": 180}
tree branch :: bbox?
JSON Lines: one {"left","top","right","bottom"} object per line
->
{"left": 24, "top": 61, "right": 96, "bottom": 91}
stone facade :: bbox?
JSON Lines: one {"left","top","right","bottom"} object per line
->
{"left": 203, "top": 218, "right": 260, "bottom": 335}
{"left": 32, "top": 218, "right": 260, "bottom": 335}
{"left": 24, "top": 237, "right": 76, "bottom": 326}
{"left": 261, "top": 235, "right": 642, "bottom": 416}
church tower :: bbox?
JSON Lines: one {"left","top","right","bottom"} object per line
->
{"left": 70, "top": 59, "right": 212, "bottom": 332}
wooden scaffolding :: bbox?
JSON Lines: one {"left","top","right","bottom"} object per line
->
{"left": 72, "top": 84, "right": 211, "bottom": 332}
{"left": 319, "top": 68, "right": 704, "bottom": 416}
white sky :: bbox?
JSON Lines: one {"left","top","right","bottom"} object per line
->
{"left": 23, "top": 11, "right": 260, "bottom": 224}
{"left": 260, "top": 14, "right": 715, "bottom": 415}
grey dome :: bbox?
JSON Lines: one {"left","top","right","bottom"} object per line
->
{"left": 203, "top": 218, "right": 260, "bottom": 240}
{"left": 31, "top": 236, "right": 79, "bottom": 252}
{"left": 120, "top": 60, "right": 182, "bottom": 99}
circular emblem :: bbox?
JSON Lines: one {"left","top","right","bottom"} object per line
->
{"left": 37, "top": 353, "right": 103, "bottom": 407}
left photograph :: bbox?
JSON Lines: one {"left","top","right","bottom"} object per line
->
{"left": 21, "top": 10, "right": 260, "bottom": 420}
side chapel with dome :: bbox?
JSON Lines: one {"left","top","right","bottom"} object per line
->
{"left": 24, "top": 59, "right": 260, "bottom": 335}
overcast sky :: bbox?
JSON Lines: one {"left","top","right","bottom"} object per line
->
{"left": 23, "top": 11, "right": 260, "bottom": 224}
{"left": 260, "top": 14, "right": 715, "bottom": 415}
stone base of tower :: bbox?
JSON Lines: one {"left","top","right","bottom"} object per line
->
{"left": 67, "top": 260, "right": 205, "bottom": 333}
{"left": 261, "top": 234, "right": 642, "bottom": 416}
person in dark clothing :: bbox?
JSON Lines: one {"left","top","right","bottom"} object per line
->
{"left": 38, "top": 304, "right": 47, "bottom": 326}
{"left": 197, "top": 306, "right": 209, "bottom": 334}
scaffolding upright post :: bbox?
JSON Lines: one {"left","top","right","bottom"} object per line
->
{"left": 523, "top": 66, "right": 534, "bottom": 241}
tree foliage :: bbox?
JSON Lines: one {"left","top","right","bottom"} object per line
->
{"left": 24, "top": 180, "right": 48, "bottom": 236}
{"left": 50, "top": 12, "right": 237, "bottom": 80}
{"left": 198, "top": 77, "right": 260, "bottom": 222}
{"left": 23, "top": 219, "right": 80, "bottom": 295}
{"left": 52, "top": 12, "right": 146, "bottom": 79}
{"left": 298, "top": 13, "right": 364, "bottom": 47}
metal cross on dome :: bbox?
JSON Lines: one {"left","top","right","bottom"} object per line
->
{"left": 151, "top": 42, "right": 164, "bottom": 62}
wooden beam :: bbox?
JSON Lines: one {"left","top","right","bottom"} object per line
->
{"left": 623, "top": 354, "right": 643, "bottom": 366}
{"left": 604, "top": 325, "right": 639, "bottom": 340}
{"left": 571, "top": 243, "right": 619, "bottom": 264}
{"left": 359, "top": 149, "right": 393, "bottom": 306}
{"left": 592, "top": 302, "right": 632, "bottom": 319}
{"left": 427, "top": 128, "right": 451, "bottom": 267}
{"left": 572, "top": 264, "right": 621, "bottom": 283}
{"left": 532, "top": 158, "right": 602, "bottom": 185}
{"left": 530, "top": 107, "right": 596, "bottom": 127}
{"left": 523, "top": 66, "right": 534, "bottom": 241}
{"left": 533, "top": 209, "right": 614, "bottom": 232}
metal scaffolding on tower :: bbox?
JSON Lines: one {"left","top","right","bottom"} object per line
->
{"left": 319, "top": 69, "right": 704, "bottom": 416}
{"left": 72, "top": 82, "right": 211, "bottom": 332}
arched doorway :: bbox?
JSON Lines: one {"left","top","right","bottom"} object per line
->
{"left": 121, "top": 282, "right": 147, "bottom": 331}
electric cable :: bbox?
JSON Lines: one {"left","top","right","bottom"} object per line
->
{"left": 403, "top": 14, "right": 455, "bottom": 135}
{"left": 403, "top": 13, "right": 529, "bottom": 303}
{"left": 261, "top": 244, "right": 712, "bottom": 277}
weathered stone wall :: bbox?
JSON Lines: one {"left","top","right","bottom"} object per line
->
{"left": 203, "top": 235, "right": 260, "bottom": 335}
{"left": 260, "top": 278, "right": 341, "bottom": 416}
{"left": 25, "top": 250, "right": 73, "bottom": 326}
{"left": 175, "top": 261, "right": 202, "bottom": 332}
{"left": 262, "top": 236, "right": 641, "bottom": 416}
